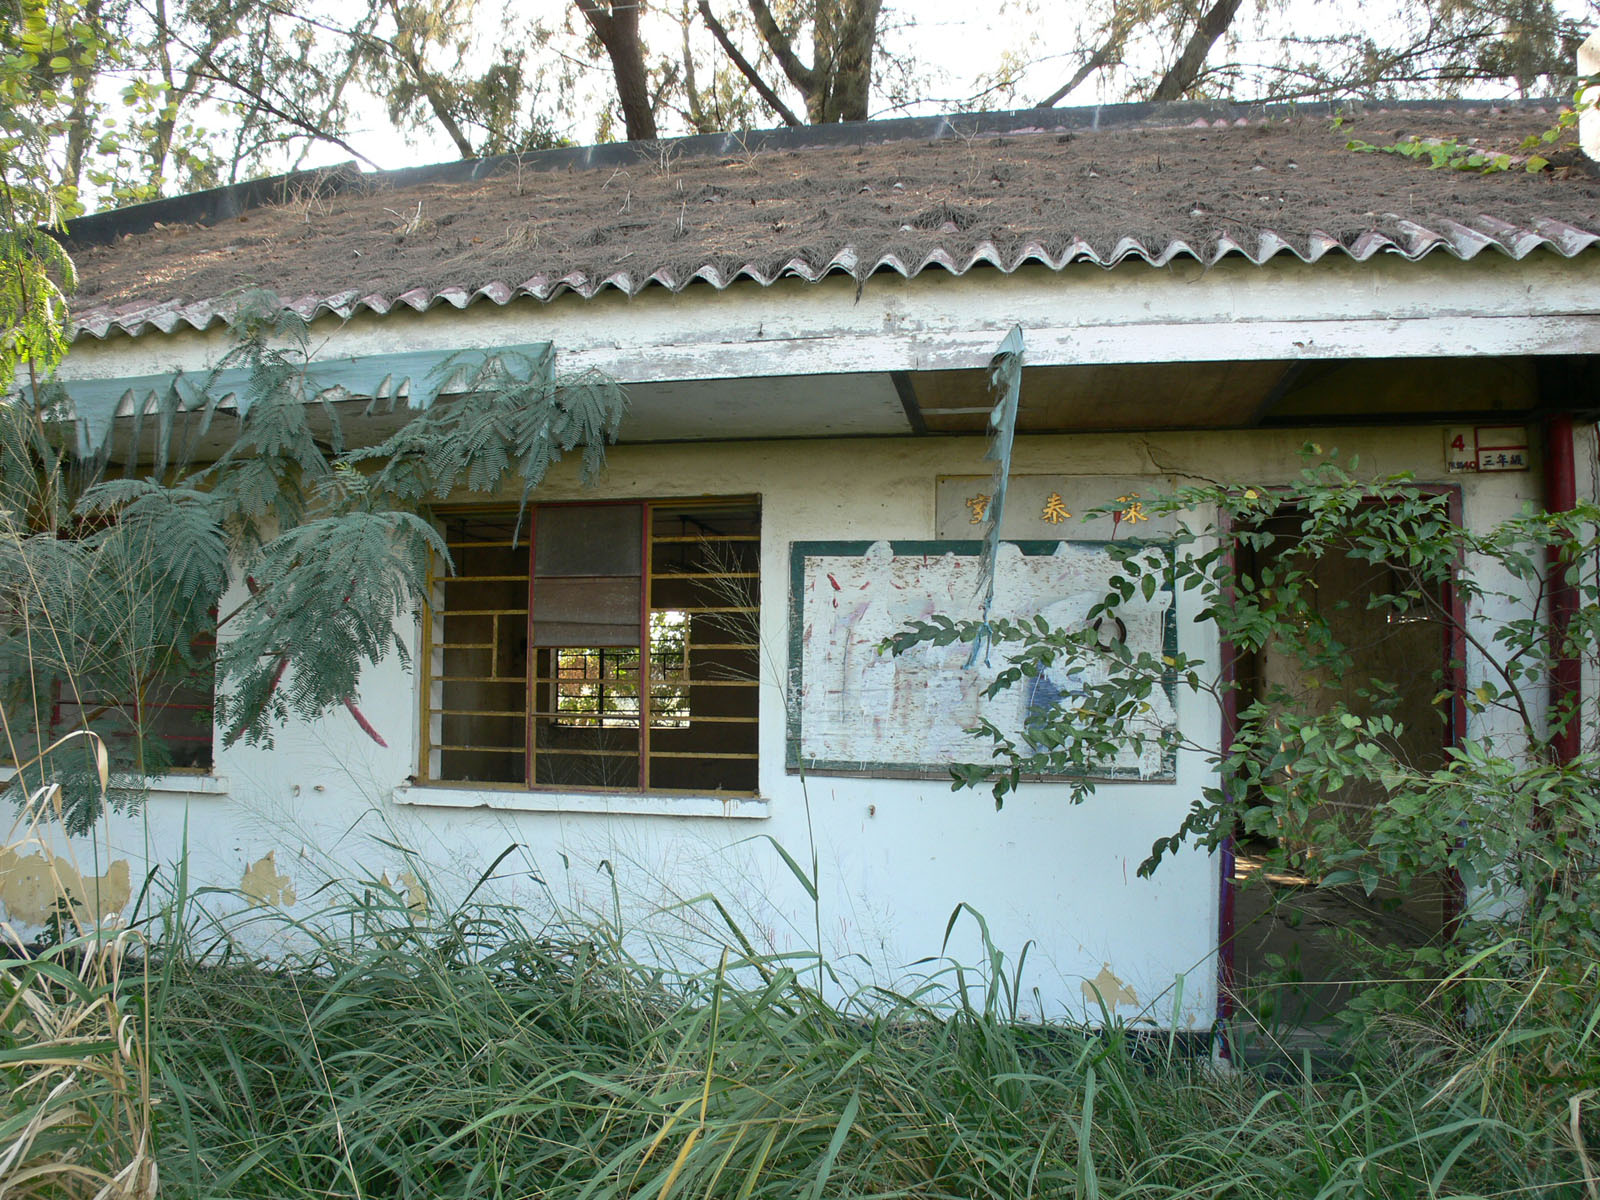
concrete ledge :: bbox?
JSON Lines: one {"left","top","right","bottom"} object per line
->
{"left": 0, "top": 767, "right": 228, "bottom": 797}
{"left": 392, "top": 784, "right": 770, "bottom": 820}
{"left": 147, "top": 773, "right": 230, "bottom": 796}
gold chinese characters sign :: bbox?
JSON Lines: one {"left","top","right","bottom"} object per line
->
{"left": 934, "top": 476, "right": 1179, "bottom": 541}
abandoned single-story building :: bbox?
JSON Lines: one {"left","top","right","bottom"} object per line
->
{"left": 10, "top": 98, "right": 1600, "bottom": 1029}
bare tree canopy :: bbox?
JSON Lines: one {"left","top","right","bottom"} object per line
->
{"left": 697, "top": 0, "right": 886, "bottom": 123}
{"left": 5, "top": 0, "right": 1594, "bottom": 210}
{"left": 1031, "top": 0, "right": 1594, "bottom": 108}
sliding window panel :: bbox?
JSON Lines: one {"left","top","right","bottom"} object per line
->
{"left": 432, "top": 513, "right": 529, "bottom": 785}
{"left": 647, "top": 500, "right": 760, "bottom": 794}
{"left": 530, "top": 504, "right": 645, "bottom": 787}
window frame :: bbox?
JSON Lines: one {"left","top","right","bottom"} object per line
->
{"left": 1, "top": 524, "right": 219, "bottom": 777}
{"left": 418, "top": 496, "right": 760, "bottom": 797}
{"left": 549, "top": 611, "right": 692, "bottom": 730}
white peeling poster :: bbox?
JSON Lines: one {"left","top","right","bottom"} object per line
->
{"left": 787, "top": 539, "right": 1177, "bottom": 780}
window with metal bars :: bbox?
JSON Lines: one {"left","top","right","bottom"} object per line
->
{"left": 52, "top": 665, "right": 216, "bottom": 772}
{"left": 2, "top": 519, "right": 217, "bottom": 775}
{"left": 3, "top": 631, "right": 216, "bottom": 775}
{"left": 422, "top": 498, "right": 760, "bottom": 794}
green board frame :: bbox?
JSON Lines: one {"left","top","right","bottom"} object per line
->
{"left": 785, "top": 539, "right": 1179, "bottom": 781}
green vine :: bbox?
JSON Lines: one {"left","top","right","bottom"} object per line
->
{"left": 1345, "top": 86, "right": 1593, "bottom": 175}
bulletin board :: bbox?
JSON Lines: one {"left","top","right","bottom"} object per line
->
{"left": 787, "top": 539, "right": 1177, "bottom": 780}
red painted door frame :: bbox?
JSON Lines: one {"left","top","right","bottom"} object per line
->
{"left": 1213, "top": 484, "right": 1468, "bottom": 1054}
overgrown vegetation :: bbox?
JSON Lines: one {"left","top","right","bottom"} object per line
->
{"left": 891, "top": 449, "right": 1600, "bottom": 1143}
{"left": 6, "top": 5, "right": 1600, "bottom": 1191}
{"left": 0, "top": 753, "right": 156, "bottom": 1200}
{"left": 1, "top": 845, "right": 1592, "bottom": 1198}
{"left": 4, "top": 0, "right": 631, "bottom": 834}
{"left": 0, "top": 295, "right": 625, "bottom": 831}
{"left": 1344, "top": 84, "right": 1594, "bottom": 174}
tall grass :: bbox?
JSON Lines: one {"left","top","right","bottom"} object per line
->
{"left": 130, "top": 863, "right": 1600, "bottom": 1200}
{"left": 3, "top": 800, "right": 1594, "bottom": 1198}
{"left": 0, "top": 769, "right": 157, "bottom": 1200}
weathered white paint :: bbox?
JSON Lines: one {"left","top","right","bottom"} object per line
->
{"left": 606, "top": 374, "right": 911, "bottom": 440}
{"left": 34, "top": 249, "right": 1597, "bottom": 1015}
{"left": 8, "top": 420, "right": 1561, "bottom": 1030}
{"left": 1579, "top": 423, "right": 1600, "bottom": 756}
{"left": 57, "top": 252, "right": 1600, "bottom": 394}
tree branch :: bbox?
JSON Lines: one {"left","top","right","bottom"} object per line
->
{"left": 742, "top": 0, "right": 813, "bottom": 95}
{"left": 697, "top": 1, "right": 803, "bottom": 127}
{"left": 1150, "top": 0, "right": 1245, "bottom": 102}
{"left": 182, "top": 66, "right": 382, "bottom": 169}
{"left": 380, "top": 0, "right": 474, "bottom": 157}
{"left": 1039, "top": 21, "right": 1128, "bottom": 107}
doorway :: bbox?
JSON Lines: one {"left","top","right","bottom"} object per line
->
{"left": 1223, "top": 504, "right": 1459, "bottom": 1033}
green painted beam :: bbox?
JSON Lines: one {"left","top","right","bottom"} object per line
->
{"left": 61, "top": 342, "right": 554, "bottom": 455}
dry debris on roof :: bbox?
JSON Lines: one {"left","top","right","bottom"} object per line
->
{"left": 66, "top": 104, "right": 1600, "bottom": 339}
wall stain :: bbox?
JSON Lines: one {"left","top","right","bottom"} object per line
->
{"left": 379, "top": 869, "right": 427, "bottom": 912}
{"left": 240, "top": 851, "right": 297, "bottom": 907}
{"left": 1082, "top": 963, "right": 1139, "bottom": 1010}
{"left": 0, "top": 848, "right": 131, "bottom": 926}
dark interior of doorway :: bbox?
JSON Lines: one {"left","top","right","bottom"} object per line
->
{"left": 1226, "top": 510, "right": 1456, "bottom": 1036}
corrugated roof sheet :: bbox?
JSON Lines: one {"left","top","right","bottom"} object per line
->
{"left": 63, "top": 99, "right": 1600, "bottom": 341}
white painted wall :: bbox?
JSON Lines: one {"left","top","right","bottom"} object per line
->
{"left": 1581, "top": 421, "right": 1600, "bottom": 758}
{"left": 12, "top": 420, "right": 1555, "bottom": 1030}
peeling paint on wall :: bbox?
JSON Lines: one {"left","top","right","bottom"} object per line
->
{"left": 379, "top": 870, "right": 427, "bottom": 912}
{"left": 240, "top": 851, "right": 297, "bottom": 907}
{"left": 1082, "top": 963, "right": 1139, "bottom": 1010}
{"left": 0, "top": 848, "right": 131, "bottom": 926}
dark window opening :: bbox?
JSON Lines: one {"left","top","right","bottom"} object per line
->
{"left": 424, "top": 499, "right": 760, "bottom": 795}
{"left": 20, "top": 630, "right": 217, "bottom": 777}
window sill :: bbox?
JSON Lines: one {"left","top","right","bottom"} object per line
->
{"left": 147, "top": 773, "right": 230, "bottom": 796}
{"left": 0, "top": 766, "right": 228, "bottom": 796}
{"left": 392, "top": 784, "right": 770, "bottom": 820}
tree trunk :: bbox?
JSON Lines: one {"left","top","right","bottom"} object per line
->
{"left": 745, "top": 0, "right": 815, "bottom": 97}
{"left": 63, "top": 0, "right": 103, "bottom": 194}
{"left": 147, "top": 0, "right": 254, "bottom": 191}
{"left": 384, "top": 0, "right": 475, "bottom": 157}
{"left": 812, "top": 0, "right": 880, "bottom": 122}
{"left": 699, "top": 0, "right": 803, "bottom": 126}
{"left": 575, "top": 0, "right": 659, "bottom": 141}
{"left": 707, "top": 0, "right": 879, "bottom": 126}
{"left": 1039, "top": 15, "right": 1130, "bottom": 108}
{"left": 1149, "top": 0, "right": 1244, "bottom": 101}
{"left": 680, "top": 13, "right": 709, "bottom": 132}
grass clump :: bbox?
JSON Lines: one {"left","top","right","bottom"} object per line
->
{"left": 134, "top": 871, "right": 1600, "bottom": 1200}
{"left": 1, "top": 778, "right": 156, "bottom": 1200}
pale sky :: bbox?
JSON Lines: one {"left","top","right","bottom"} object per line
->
{"left": 320, "top": 2, "right": 1030, "bottom": 172}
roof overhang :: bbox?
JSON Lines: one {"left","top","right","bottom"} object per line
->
{"left": 52, "top": 248, "right": 1600, "bottom": 446}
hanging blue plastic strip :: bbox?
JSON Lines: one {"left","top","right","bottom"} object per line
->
{"left": 74, "top": 386, "right": 127, "bottom": 458}
{"left": 966, "top": 324, "right": 1024, "bottom": 668}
